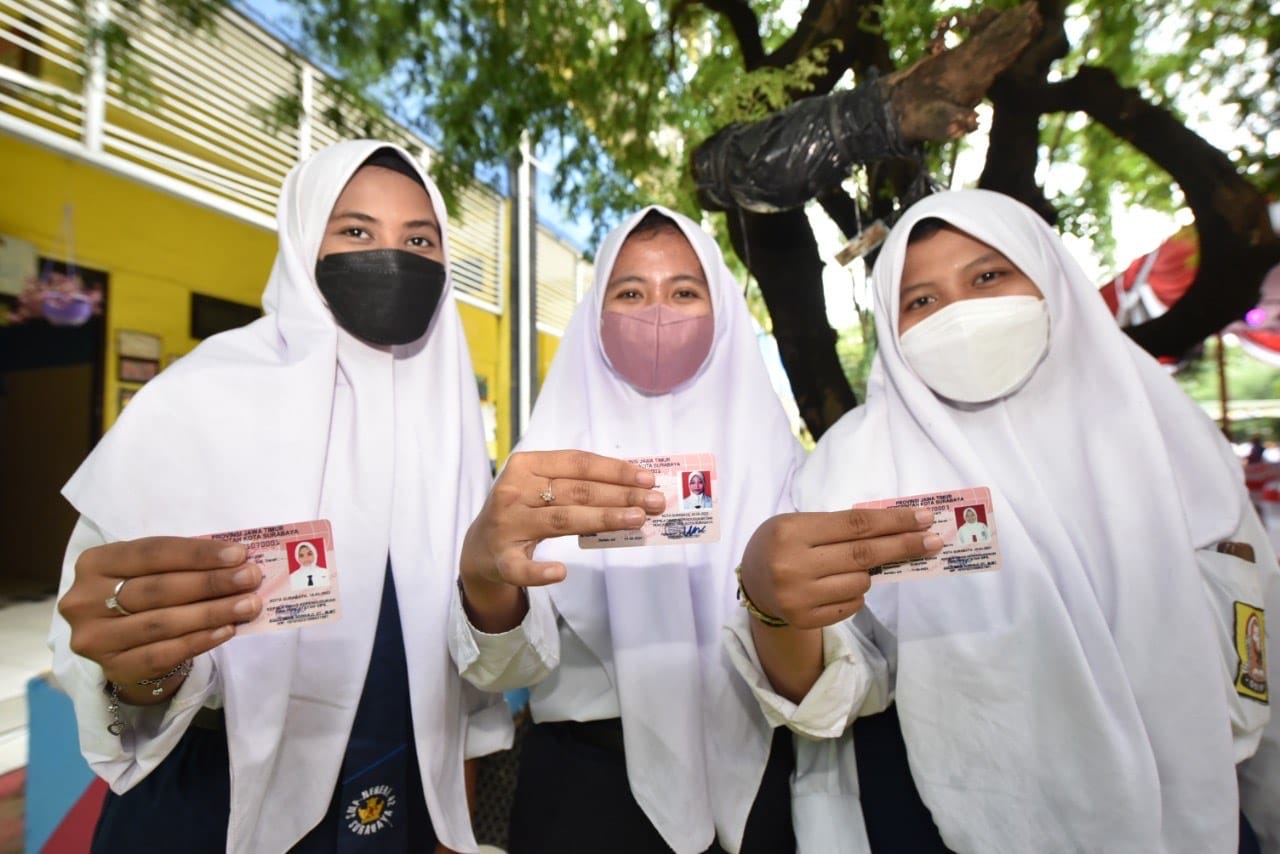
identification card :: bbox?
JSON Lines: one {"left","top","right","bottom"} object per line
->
{"left": 202, "top": 519, "right": 341, "bottom": 634}
{"left": 835, "top": 219, "right": 889, "bottom": 266}
{"left": 579, "top": 453, "right": 720, "bottom": 549}
{"left": 852, "top": 487, "right": 1000, "bottom": 583}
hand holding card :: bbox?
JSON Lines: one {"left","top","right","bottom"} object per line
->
{"left": 579, "top": 453, "right": 720, "bottom": 549}
{"left": 851, "top": 487, "right": 1000, "bottom": 583}
{"left": 458, "top": 449, "right": 665, "bottom": 633}
{"left": 201, "top": 520, "right": 341, "bottom": 635}
{"left": 56, "top": 535, "right": 264, "bottom": 705}
{"left": 738, "top": 506, "right": 941, "bottom": 630}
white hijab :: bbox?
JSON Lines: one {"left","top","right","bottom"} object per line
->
{"left": 516, "top": 206, "right": 805, "bottom": 854}
{"left": 796, "top": 189, "right": 1245, "bottom": 853}
{"left": 63, "top": 140, "right": 493, "bottom": 853}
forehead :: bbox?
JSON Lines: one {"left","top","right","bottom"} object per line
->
{"left": 611, "top": 228, "right": 704, "bottom": 274}
{"left": 902, "top": 224, "right": 1005, "bottom": 274}
{"left": 330, "top": 166, "right": 437, "bottom": 218}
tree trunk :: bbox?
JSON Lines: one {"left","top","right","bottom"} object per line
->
{"left": 725, "top": 207, "right": 856, "bottom": 438}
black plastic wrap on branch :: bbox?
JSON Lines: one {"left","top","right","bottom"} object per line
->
{"left": 693, "top": 76, "right": 914, "bottom": 214}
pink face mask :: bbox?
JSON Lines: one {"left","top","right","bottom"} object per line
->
{"left": 601, "top": 304, "right": 714, "bottom": 394}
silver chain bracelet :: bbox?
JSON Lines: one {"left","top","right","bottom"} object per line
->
{"left": 106, "top": 659, "right": 193, "bottom": 736}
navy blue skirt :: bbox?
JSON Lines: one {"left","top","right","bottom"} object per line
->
{"left": 92, "top": 565, "right": 436, "bottom": 852}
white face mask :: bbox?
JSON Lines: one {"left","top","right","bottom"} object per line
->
{"left": 898, "top": 295, "right": 1050, "bottom": 404}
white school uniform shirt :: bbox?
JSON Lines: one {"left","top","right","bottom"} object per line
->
{"left": 448, "top": 206, "right": 882, "bottom": 854}
{"left": 683, "top": 492, "right": 714, "bottom": 510}
{"left": 289, "top": 563, "right": 331, "bottom": 590}
{"left": 736, "top": 189, "right": 1278, "bottom": 854}
{"left": 50, "top": 140, "right": 503, "bottom": 854}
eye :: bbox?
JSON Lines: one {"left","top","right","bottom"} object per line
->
{"left": 340, "top": 226, "right": 371, "bottom": 239}
{"left": 674, "top": 286, "right": 704, "bottom": 300}
{"left": 973, "top": 269, "right": 1007, "bottom": 287}
{"left": 903, "top": 294, "right": 935, "bottom": 312}
{"left": 613, "top": 288, "right": 643, "bottom": 301}
{"left": 407, "top": 235, "right": 436, "bottom": 249}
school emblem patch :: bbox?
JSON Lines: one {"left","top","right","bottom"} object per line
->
{"left": 345, "top": 784, "right": 397, "bottom": 835}
{"left": 1234, "top": 602, "right": 1268, "bottom": 704}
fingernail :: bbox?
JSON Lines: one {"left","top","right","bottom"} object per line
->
{"left": 219, "top": 543, "right": 246, "bottom": 564}
{"left": 644, "top": 492, "right": 665, "bottom": 511}
{"left": 233, "top": 566, "right": 258, "bottom": 586}
{"left": 923, "top": 533, "right": 943, "bottom": 551}
{"left": 635, "top": 470, "right": 656, "bottom": 487}
{"left": 233, "top": 596, "right": 257, "bottom": 617}
{"left": 623, "top": 508, "right": 645, "bottom": 526}
{"left": 914, "top": 510, "right": 934, "bottom": 526}
{"left": 212, "top": 625, "right": 234, "bottom": 641}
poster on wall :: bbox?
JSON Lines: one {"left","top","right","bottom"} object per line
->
{"left": 0, "top": 233, "right": 37, "bottom": 298}
{"left": 116, "top": 330, "right": 162, "bottom": 384}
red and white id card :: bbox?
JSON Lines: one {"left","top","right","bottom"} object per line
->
{"left": 852, "top": 487, "right": 1001, "bottom": 583}
{"left": 579, "top": 453, "right": 721, "bottom": 549}
{"left": 202, "top": 519, "right": 341, "bottom": 635}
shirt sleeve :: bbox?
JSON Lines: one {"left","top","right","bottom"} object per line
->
{"left": 722, "top": 607, "right": 890, "bottom": 739}
{"left": 448, "top": 583, "right": 560, "bottom": 692}
{"left": 47, "top": 517, "right": 223, "bottom": 794}
{"left": 1195, "top": 500, "right": 1275, "bottom": 764}
{"left": 1222, "top": 501, "right": 1280, "bottom": 849}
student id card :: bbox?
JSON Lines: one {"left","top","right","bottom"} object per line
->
{"left": 579, "top": 453, "right": 720, "bottom": 549}
{"left": 852, "top": 487, "right": 1001, "bottom": 583}
{"left": 202, "top": 519, "right": 341, "bottom": 635}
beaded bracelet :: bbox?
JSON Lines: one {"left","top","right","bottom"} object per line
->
{"left": 106, "top": 659, "right": 193, "bottom": 736}
{"left": 735, "top": 565, "right": 789, "bottom": 628}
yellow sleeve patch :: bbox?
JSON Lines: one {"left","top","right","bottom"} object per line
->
{"left": 1234, "top": 602, "right": 1268, "bottom": 704}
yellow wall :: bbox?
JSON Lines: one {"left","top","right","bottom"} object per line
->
{"left": 0, "top": 135, "right": 531, "bottom": 448}
{"left": 0, "top": 135, "right": 275, "bottom": 429}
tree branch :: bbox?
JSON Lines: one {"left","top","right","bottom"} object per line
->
{"left": 978, "top": 0, "right": 1067, "bottom": 221}
{"left": 1040, "top": 66, "right": 1280, "bottom": 356}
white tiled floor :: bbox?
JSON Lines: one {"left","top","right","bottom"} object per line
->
{"left": 0, "top": 597, "right": 56, "bottom": 775}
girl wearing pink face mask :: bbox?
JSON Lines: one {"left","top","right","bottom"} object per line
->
{"left": 450, "top": 208, "right": 807, "bottom": 853}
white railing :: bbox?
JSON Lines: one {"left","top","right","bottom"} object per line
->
{"left": 0, "top": 0, "right": 584, "bottom": 320}
{"left": 536, "top": 224, "right": 591, "bottom": 334}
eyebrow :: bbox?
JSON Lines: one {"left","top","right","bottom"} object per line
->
{"left": 961, "top": 251, "right": 1007, "bottom": 273}
{"left": 899, "top": 281, "right": 930, "bottom": 303}
{"left": 899, "top": 251, "right": 1010, "bottom": 301}
{"left": 606, "top": 273, "right": 707, "bottom": 289}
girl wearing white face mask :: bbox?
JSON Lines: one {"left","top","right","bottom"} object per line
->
{"left": 733, "top": 189, "right": 1280, "bottom": 853}
{"left": 452, "top": 208, "right": 937, "bottom": 853}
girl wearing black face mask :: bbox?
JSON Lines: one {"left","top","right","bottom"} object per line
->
{"left": 313, "top": 148, "right": 448, "bottom": 347}
{"left": 52, "top": 141, "right": 500, "bottom": 853}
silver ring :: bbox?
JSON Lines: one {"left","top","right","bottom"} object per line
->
{"left": 105, "top": 579, "right": 133, "bottom": 617}
{"left": 539, "top": 482, "right": 555, "bottom": 504}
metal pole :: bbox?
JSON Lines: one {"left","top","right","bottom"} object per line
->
{"left": 1217, "top": 332, "right": 1231, "bottom": 440}
{"left": 82, "top": 0, "right": 109, "bottom": 153}
{"left": 509, "top": 131, "right": 538, "bottom": 443}
{"left": 297, "top": 66, "right": 314, "bottom": 160}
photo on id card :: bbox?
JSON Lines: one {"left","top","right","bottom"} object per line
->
{"left": 201, "top": 519, "right": 341, "bottom": 635}
{"left": 852, "top": 486, "right": 1001, "bottom": 583}
{"left": 579, "top": 453, "right": 720, "bottom": 549}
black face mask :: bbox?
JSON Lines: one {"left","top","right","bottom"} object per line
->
{"left": 314, "top": 250, "right": 446, "bottom": 346}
